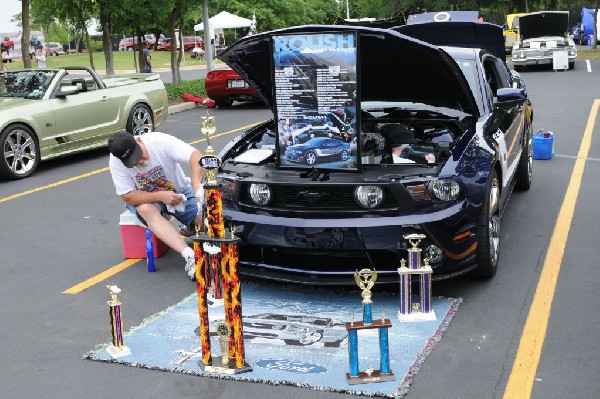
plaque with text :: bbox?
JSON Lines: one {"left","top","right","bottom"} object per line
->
{"left": 272, "top": 32, "right": 359, "bottom": 171}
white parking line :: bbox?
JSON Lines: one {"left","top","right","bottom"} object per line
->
{"left": 587, "top": 59, "right": 592, "bottom": 72}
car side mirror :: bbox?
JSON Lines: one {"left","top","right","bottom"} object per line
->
{"left": 496, "top": 88, "right": 526, "bottom": 102}
{"left": 55, "top": 85, "right": 79, "bottom": 98}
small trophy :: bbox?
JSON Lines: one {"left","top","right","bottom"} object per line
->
{"left": 200, "top": 111, "right": 221, "bottom": 185}
{"left": 345, "top": 269, "right": 394, "bottom": 384}
{"left": 397, "top": 234, "right": 436, "bottom": 322}
{"left": 216, "top": 322, "right": 231, "bottom": 367}
{"left": 106, "top": 285, "right": 131, "bottom": 358}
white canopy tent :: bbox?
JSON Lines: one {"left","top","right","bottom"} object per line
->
{"left": 194, "top": 11, "right": 252, "bottom": 33}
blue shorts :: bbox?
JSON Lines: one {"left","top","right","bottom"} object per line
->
{"left": 127, "top": 186, "right": 199, "bottom": 228}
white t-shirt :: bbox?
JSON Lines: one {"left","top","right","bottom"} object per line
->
{"left": 109, "top": 132, "right": 196, "bottom": 196}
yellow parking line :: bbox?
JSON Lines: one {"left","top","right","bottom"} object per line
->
{"left": 0, "top": 168, "right": 108, "bottom": 204}
{"left": 503, "top": 99, "right": 599, "bottom": 398}
{"left": 62, "top": 258, "right": 141, "bottom": 294}
{"left": 0, "top": 121, "right": 265, "bottom": 205}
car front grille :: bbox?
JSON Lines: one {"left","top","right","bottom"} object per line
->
{"left": 239, "top": 184, "right": 401, "bottom": 211}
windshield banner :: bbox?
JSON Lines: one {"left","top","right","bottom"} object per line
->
{"left": 272, "top": 32, "right": 359, "bottom": 171}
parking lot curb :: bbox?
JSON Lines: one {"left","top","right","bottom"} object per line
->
{"left": 168, "top": 102, "right": 199, "bottom": 114}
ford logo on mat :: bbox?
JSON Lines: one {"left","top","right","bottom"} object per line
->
{"left": 253, "top": 358, "right": 329, "bottom": 374}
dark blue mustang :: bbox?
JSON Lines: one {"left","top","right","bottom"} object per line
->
{"left": 285, "top": 137, "right": 351, "bottom": 165}
{"left": 216, "top": 22, "right": 533, "bottom": 284}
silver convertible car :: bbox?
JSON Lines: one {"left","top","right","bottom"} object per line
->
{"left": 0, "top": 67, "right": 168, "bottom": 180}
{"left": 216, "top": 23, "right": 533, "bottom": 284}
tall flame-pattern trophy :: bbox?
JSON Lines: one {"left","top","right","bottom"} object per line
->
{"left": 397, "top": 234, "right": 436, "bottom": 322}
{"left": 345, "top": 269, "right": 394, "bottom": 384}
{"left": 106, "top": 285, "right": 131, "bottom": 358}
{"left": 193, "top": 111, "right": 251, "bottom": 374}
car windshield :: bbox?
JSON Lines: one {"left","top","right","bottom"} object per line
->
{"left": 453, "top": 58, "right": 483, "bottom": 112}
{"left": 0, "top": 70, "right": 57, "bottom": 99}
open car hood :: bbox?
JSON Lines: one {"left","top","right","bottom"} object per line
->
{"left": 393, "top": 22, "right": 505, "bottom": 62}
{"left": 219, "top": 25, "right": 478, "bottom": 118}
{"left": 519, "top": 11, "right": 569, "bottom": 40}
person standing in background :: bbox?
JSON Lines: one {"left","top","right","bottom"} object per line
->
{"left": 35, "top": 48, "right": 46, "bottom": 68}
{"left": 143, "top": 42, "right": 152, "bottom": 72}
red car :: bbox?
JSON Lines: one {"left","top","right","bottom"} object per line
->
{"left": 205, "top": 68, "right": 260, "bottom": 108}
{"left": 157, "top": 36, "right": 204, "bottom": 52}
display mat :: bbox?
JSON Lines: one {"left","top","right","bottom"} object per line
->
{"left": 84, "top": 284, "right": 461, "bottom": 398}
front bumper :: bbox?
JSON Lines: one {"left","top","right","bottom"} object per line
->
{"left": 224, "top": 200, "right": 481, "bottom": 285}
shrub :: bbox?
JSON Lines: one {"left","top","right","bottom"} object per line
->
{"left": 164, "top": 79, "right": 206, "bottom": 101}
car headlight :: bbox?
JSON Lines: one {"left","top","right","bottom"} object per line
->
{"left": 430, "top": 179, "right": 460, "bottom": 201}
{"left": 248, "top": 183, "right": 271, "bottom": 205}
{"left": 354, "top": 186, "right": 384, "bottom": 209}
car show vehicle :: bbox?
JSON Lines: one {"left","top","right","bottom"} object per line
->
{"left": 216, "top": 23, "right": 532, "bottom": 284}
{"left": 48, "top": 42, "right": 64, "bottom": 56}
{"left": 503, "top": 12, "right": 527, "bottom": 53}
{"left": 0, "top": 66, "right": 168, "bottom": 180}
{"left": 511, "top": 11, "right": 576, "bottom": 70}
{"left": 205, "top": 68, "right": 260, "bottom": 108}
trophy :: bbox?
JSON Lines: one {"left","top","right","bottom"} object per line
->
{"left": 193, "top": 111, "right": 251, "bottom": 374}
{"left": 397, "top": 234, "right": 436, "bottom": 322}
{"left": 106, "top": 285, "right": 131, "bottom": 358}
{"left": 216, "top": 322, "right": 231, "bottom": 367}
{"left": 345, "top": 268, "right": 394, "bottom": 384}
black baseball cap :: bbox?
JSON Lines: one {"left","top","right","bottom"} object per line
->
{"left": 108, "top": 132, "right": 142, "bottom": 168}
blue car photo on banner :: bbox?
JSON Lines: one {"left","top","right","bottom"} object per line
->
{"left": 272, "top": 32, "right": 359, "bottom": 170}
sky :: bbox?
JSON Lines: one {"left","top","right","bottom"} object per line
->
{"left": 0, "top": 0, "right": 22, "bottom": 34}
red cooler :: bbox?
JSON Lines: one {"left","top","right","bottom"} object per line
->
{"left": 119, "top": 210, "right": 169, "bottom": 258}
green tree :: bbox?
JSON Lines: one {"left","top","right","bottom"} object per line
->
{"left": 21, "top": 0, "right": 32, "bottom": 68}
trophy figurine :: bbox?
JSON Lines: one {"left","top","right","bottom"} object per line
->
{"left": 354, "top": 268, "right": 377, "bottom": 324}
{"left": 345, "top": 269, "right": 394, "bottom": 384}
{"left": 397, "top": 234, "right": 436, "bottom": 322}
{"left": 106, "top": 285, "right": 131, "bottom": 358}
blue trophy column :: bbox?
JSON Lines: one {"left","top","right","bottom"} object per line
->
{"left": 146, "top": 229, "right": 155, "bottom": 272}
{"left": 379, "top": 327, "right": 390, "bottom": 374}
{"left": 348, "top": 329, "right": 359, "bottom": 377}
{"left": 363, "top": 303, "right": 372, "bottom": 324}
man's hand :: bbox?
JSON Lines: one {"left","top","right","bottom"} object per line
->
{"left": 161, "top": 190, "right": 184, "bottom": 206}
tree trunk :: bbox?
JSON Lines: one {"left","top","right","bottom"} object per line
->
{"left": 168, "top": 8, "right": 180, "bottom": 84}
{"left": 100, "top": 3, "right": 114, "bottom": 75}
{"left": 176, "top": 15, "right": 183, "bottom": 83}
{"left": 86, "top": 31, "right": 95, "bottom": 70}
{"left": 21, "top": 0, "right": 32, "bottom": 68}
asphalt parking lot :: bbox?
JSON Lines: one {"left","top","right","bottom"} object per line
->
{"left": 1, "top": 57, "right": 600, "bottom": 399}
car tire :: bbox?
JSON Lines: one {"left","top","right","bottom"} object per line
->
{"left": 0, "top": 124, "right": 40, "bottom": 180}
{"left": 305, "top": 151, "right": 317, "bottom": 165}
{"left": 215, "top": 98, "right": 233, "bottom": 108}
{"left": 569, "top": 61, "right": 575, "bottom": 70}
{"left": 515, "top": 124, "right": 532, "bottom": 191}
{"left": 126, "top": 104, "right": 154, "bottom": 136}
{"left": 513, "top": 64, "right": 524, "bottom": 72}
{"left": 340, "top": 150, "right": 349, "bottom": 161}
{"left": 475, "top": 168, "right": 500, "bottom": 278}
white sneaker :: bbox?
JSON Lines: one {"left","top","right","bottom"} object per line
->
{"left": 184, "top": 256, "right": 196, "bottom": 280}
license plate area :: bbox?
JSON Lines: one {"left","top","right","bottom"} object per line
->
{"left": 227, "top": 79, "right": 248, "bottom": 88}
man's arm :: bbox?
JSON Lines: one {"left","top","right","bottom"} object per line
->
{"left": 121, "top": 189, "right": 182, "bottom": 206}
{"left": 189, "top": 149, "right": 204, "bottom": 197}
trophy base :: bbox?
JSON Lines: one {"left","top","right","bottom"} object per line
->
{"left": 198, "top": 359, "right": 252, "bottom": 375}
{"left": 397, "top": 310, "right": 437, "bottom": 322}
{"left": 106, "top": 344, "right": 131, "bottom": 358}
{"left": 346, "top": 370, "right": 395, "bottom": 385}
